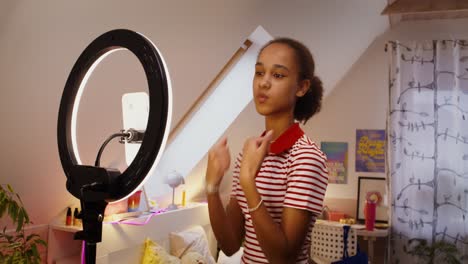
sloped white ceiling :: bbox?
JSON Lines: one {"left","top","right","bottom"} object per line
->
{"left": 148, "top": 1, "right": 390, "bottom": 130}
{"left": 256, "top": 0, "right": 389, "bottom": 97}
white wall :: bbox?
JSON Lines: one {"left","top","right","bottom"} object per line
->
{"left": 187, "top": 19, "right": 468, "bottom": 209}
{"left": 0, "top": 0, "right": 388, "bottom": 225}
{"left": 0, "top": 0, "right": 261, "bottom": 226}
{"left": 304, "top": 18, "right": 468, "bottom": 201}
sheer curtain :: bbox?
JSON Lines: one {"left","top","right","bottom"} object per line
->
{"left": 388, "top": 40, "right": 468, "bottom": 263}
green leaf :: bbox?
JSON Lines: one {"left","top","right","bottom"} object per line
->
{"left": 15, "top": 192, "right": 24, "bottom": 205}
{"left": 22, "top": 207, "right": 30, "bottom": 224}
{"left": 34, "top": 238, "right": 47, "bottom": 247}
{"left": 26, "top": 233, "right": 41, "bottom": 240}
{"left": 31, "top": 244, "right": 39, "bottom": 259}
{"left": 0, "top": 190, "right": 5, "bottom": 202}
{"left": 26, "top": 233, "right": 40, "bottom": 242}
{"left": 30, "top": 239, "right": 46, "bottom": 251}
{"left": 0, "top": 184, "right": 46, "bottom": 264}
{"left": 8, "top": 201, "right": 18, "bottom": 224}
{"left": 7, "top": 241, "right": 22, "bottom": 249}
{"left": 3, "top": 233, "right": 13, "bottom": 242}
{"left": 12, "top": 251, "right": 21, "bottom": 262}
{"left": 16, "top": 208, "right": 24, "bottom": 232}
{"left": 0, "top": 200, "right": 7, "bottom": 219}
{"left": 13, "top": 234, "right": 23, "bottom": 243}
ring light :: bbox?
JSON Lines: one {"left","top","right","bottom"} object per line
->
{"left": 57, "top": 29, "right": 172, "bottom": 263}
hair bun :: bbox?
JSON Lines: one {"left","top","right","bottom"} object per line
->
{"left": 311, "top": 75, "right": 322, "bottom": 88}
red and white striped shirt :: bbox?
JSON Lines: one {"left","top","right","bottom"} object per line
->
{"left": 231, "top": 123, "right": 328, "bottom": 263}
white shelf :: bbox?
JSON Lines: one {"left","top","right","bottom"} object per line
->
{"left": 55, "top": 254, "right": 82, "bottom": 264}
{"left": 49, "top": 223, "right": 82, "bottom": 233}
{"left": 47, "top": 203, "right": 211, "bottom": 264}
{"left": 96, "top": 203, "right": 213, "bottom": 264}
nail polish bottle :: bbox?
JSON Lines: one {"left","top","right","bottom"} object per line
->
{"left": 66, "top": 207, "right": 72, "bottom": 226}
{"left": 73, "top": 208, "right": 79, "bottom": 226}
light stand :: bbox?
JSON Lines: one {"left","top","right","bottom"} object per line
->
{"left": 57, "top": 29, "right": 172, "bottom": 264}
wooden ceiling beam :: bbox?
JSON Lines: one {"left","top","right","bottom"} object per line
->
{"left": 382, "top": 0, "right": 468, "bottom": 15}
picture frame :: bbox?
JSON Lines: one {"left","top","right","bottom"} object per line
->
{"left": 320, "top": 142, "right": 348, "bottom": 184}
{"left": 355, "top": 129, "right": 386, "bottom": 173}
{"left": 356, "top": 176, "right": 388, "bottom": 223}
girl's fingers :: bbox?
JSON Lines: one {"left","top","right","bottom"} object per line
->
{"left": 263, "top": 130, "right": 273, "bottom": 142}
{"left": 217, "top": 136, "right": 227, "bottom": 147}
{"left": 255, "top": 137, "right": 263, "bottom": 147}
{"left": 259, "top": 130, "right": 273, "bottom": 151}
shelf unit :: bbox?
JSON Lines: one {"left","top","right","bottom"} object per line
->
{"left": 47, "top": 203, "right": 212, "bottom": 264}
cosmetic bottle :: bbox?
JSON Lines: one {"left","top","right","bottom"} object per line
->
{"left": 73, "top": 208, "right": 80, "bottom": 226}
{"left": 65, "top": 207, "right": 72, "bottom": 226}
{"left": 181, "top": 188, "right": 186, "bottom": 207}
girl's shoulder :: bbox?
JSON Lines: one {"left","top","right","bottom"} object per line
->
{"left": 290, "top": 134, "right": 327, "bottom": 161}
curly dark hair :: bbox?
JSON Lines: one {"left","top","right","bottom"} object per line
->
{"left": 259, "top": 38, "right": 323, "bottom": 124}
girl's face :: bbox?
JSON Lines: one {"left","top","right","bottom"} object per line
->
{"left": 253, "top": 43, "right": 309, "bottom": 119}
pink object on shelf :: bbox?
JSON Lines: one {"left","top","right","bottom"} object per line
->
{"left": 364, "top": 201, "right": 376, "bottom": 231}
{"left": 328, "top": 211, "right": 346, "bottom": 221}
{"left": 127, "top": 190, "right": 142, "bottom": 212}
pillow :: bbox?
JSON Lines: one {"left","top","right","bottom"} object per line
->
{"left": 169, "top": 225, "right": 216, "bottom": 264}
{"left": 216, "top": 247, "right": 243, "bottom": 264}
{"left": 181, "top": 251, "right": 207, "bottom": 264}
{"left": 141, "top": 238, "right": 181, "bottom": 264}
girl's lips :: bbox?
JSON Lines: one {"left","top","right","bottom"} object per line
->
{"left": 257, "top": 94, "right": 268, "bottom": 103}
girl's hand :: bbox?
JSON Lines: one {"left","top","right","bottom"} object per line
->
{"left": 240, "top": 130, "right": 273, "bottom": 190}
{"left": 206, "top": 137, "right": 231, "bottom": 187}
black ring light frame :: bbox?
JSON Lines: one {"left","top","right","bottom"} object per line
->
{"left": 57, "top": 29, "right": 172, "bottom": 263}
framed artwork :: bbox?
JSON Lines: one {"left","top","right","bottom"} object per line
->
{"left": 355, "top": 129, "right": 386, "bottom": 172}
{"left": 356, "top": 176, "right": 388, "bottom": 223}
{"left": 321, "top": 142, "right": 348, "bottom": 184}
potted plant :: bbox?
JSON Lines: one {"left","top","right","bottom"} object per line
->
{"left": 0, "top": 184, "right": 47, "bottom": 263}
{"left": 405, "top": 238, "right": 460, "bottom": 264}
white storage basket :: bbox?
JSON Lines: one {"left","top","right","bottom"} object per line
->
{"left": 311, "top": 223, "right": 357, "bottom": 263}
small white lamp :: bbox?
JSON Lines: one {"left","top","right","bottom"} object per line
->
{"left": 165, "top": 170, "right": 185, "bottom": 210}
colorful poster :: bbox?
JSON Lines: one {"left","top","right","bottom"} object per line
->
{"left": 355, "top": 129, "right": 386, "bottom": 173}
{"left": 321, "top": 142, "right": 348, "bottom": 184}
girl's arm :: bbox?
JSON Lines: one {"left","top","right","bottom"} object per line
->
{"left": 205, "top": 137, "right": 245, "bottom": 255}
{"left": 240, "top": 131, "right": 325, "bottom": 263}
{"left": 207, "top": 195, "right": 245, "bottom": 255}
{"left": 242, "top": 182, "right": 312, "bottom": 264}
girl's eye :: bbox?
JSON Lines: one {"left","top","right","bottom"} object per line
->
{"left": 255, "top": 71, "right": 264, "bottom": 76}
{"left": 273, "top": 73, "right": 284, "bottom": 79}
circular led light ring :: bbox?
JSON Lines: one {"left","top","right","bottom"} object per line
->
{"left": 57, "top": 29, "right": 172, "bottom": 201}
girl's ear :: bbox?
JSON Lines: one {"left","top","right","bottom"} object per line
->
{"left": 296, "top": 79, "right": 310, "bottom": 98}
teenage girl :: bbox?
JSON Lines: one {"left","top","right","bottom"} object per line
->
{"left": 205, "top": 38, "right": 328, "bottom": 264}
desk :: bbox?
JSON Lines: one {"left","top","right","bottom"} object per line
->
{"left": 315, "top": 220, "right": 389, "bottom": 262}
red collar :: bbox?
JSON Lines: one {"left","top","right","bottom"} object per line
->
{"left": 267, "top": 123, "right": 304, "bottom": 154}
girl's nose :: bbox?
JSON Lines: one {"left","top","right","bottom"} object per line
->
{"left": 259, "top": 75, "right": 271, "bottom": 89}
